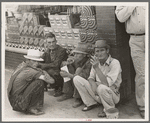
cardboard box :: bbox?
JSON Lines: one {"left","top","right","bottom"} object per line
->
{"left": 60, "top": 30, "right": 67, "bottom": 39}
{"left": 72, "top": 29, "right": 80, "bottom": 40}
{"left": 48, "top": 15, "right": 57, "bottom": 28}
{"left": 66, "top": 29, "right": 74, "bottom": 40}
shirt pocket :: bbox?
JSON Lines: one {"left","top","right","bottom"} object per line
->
{"left": 25, "top": 75, "right": 34, "bottom": 82}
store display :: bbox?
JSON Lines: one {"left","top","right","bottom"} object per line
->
{"left": 88, "top": 16, "right": 97, "bottom": 30}
{"left": 6, "top": 6, "right": 97, "bottom": 48}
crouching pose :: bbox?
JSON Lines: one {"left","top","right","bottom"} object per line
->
{"left": 7, "top": 49, "right": 55, "bottom": 115}
{"left": 58, "top": 42, "right": 92, "bottom": 108}
{"left": 73, "top": 40, "right": 122, "bottom": 117}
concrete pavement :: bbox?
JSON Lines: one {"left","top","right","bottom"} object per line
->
{"left": 2, "top": 68, "right": 144, "bottom": 121}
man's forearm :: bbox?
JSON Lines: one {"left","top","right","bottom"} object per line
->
{"left": 94, "top": 67, "right": 109, "bottom": 86}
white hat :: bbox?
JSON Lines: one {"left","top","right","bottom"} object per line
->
{"left": 24, "top": 49, "right": 44, "bottom": 61}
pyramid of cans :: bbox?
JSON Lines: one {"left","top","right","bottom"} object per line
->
{"left": 19, "top": 12, "right": 45, "bottom": 50}
{"left": 6, "top": 17, "right": 20, "bottom": 45}
{"left": 79, "top": 6, "right": 98, "bottom": 44}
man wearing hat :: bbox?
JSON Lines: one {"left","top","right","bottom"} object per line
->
{"left": 7, "top": 49, "right": 54, "bottom": 115}
{"left": 38, "top": 32, "right": 68, "bottom": 97}
{"left": 73, "top": 40, "right": 122, "bottom": 117}
{"left": 57, "top": 42, "right": 92, "bottom": 108}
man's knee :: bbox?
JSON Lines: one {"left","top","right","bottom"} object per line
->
{"left": 96, "top": 84, "right": 109, "bottom": 94}
{"left": 73, "top": 75, "right": 81, "bottom": 85}
{"left": 73, "top": 75, "right": 89, "bottom": 87}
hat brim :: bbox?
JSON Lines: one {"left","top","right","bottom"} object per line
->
{"left": 24, "top": 55, "right": 44, "bottom": 61}
{"left": 72, "top": 50, "right": 88, "bottom": 54}
{"left": 95, "top": 45, "right": 110, "bottom": 49}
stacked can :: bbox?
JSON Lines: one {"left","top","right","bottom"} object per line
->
{"left": 6, "top": 17, "right": 20, "bottom": 44}
{"left": 19, "top": 12, "right": 45, "bottom": 50}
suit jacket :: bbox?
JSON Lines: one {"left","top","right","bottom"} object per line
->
{"left": 40, "top": 45, "right": 68, "bottom": 77}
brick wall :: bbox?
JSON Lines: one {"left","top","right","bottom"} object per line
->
{"left": 5, "top": 51, "right": 26, "bottom": 69}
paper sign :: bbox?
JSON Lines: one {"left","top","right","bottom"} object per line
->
{"left": 61, "top": 66, "right": 71, "bottom": 82}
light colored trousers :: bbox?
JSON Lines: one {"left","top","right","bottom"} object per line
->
{"left": 129, "top": 35, "right": 145, "bottom": 111}
{"left": 73, "top": 76, "right": 120, "bottom": 110}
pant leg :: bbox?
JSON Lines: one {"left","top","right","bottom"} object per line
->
{"left": 73, "top": 75, "right": 101, "bottom": 106}
{"left": 51, "top": 74, "right": 64, "bottom": 90}
{"left": 12, "top": 79, "right": 44, "bottom": 113}
{"left": 129, "top": 35, "right": 145, "bottom": 111}
{"left": 96, "top": 84, "right": 120, "bottom": 111}
{"left": 62, "top": 80, "right": 74, "bottom": 97}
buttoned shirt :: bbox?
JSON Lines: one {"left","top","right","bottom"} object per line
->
{"left": 115, "top": 6, "right": 145, "bottom": 34}
{"left": 88, "top": 55, "right": 122, "bottom": 88}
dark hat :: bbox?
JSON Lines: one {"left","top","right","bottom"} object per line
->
{"left": 95, "top": 40, "right": 110, "bottom": 49}
{"left": 45, "top": 32, "right": 55, "bottom": 39}
{"left": 72, "top": 42, "right": 92, "bottom": 54}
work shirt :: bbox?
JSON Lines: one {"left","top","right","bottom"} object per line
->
{"left": 11, "top": 67, "right": 42, "bottom": 96}
{"left": 88, "top": 55, "right": 122, "bottom": 88}
{"left": 115, "top": 6, "right": 145, "bottom": 34}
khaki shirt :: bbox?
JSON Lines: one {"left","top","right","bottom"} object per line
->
{"left": 88, "top": 55, "right": 122, "bottom": 88}
{"left": 115, "top": 6, "right": 145, "bottom": 34}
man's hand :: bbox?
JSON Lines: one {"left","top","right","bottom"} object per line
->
{"left": 75, "top": 67, "right": 82, "bottom": 75}
{"left": 60, "top": 70, "right": 74, "bottom": 78}
{"left": 90, "top": 56, "right": 99, "bottom": 69}
{"left": 39, "top": 71, "right": 55, "bottom": 84}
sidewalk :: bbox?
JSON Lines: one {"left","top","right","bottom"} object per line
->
{"left": 3, "top": 68, "right": 143, "bottom": 121}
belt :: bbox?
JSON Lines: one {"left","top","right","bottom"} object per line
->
{"left": 129, "top": 33, "right": 145, "bottom": 36}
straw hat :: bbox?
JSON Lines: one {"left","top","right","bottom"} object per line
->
{"left": 72, "top": 42, "right": 92, "bottom": 54}
{"left": 24, "top": 49, "right": 44, "bottom": 61}
{"left": 95, "top": 40, "right": 110, "bottom": 49}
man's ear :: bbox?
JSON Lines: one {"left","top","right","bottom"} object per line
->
{"left": 107, "top": 49, "right": 109, "bottom": 54}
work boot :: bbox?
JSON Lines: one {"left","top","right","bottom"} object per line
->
{"left": 72, "top": 98, "right": 83, "bottom": 108}
{"left": 57, "top": 94, "right": 72, "bottom": 102}
{"left": 140, "top": 110, "right": 145, "bottom": 119}
{"left": 53, "top": 88, "right": 63, "bottom": 97}
{"left": 29, "top": 108, "right": 45, "bottom": 115}
{"left": 97, "top": 111, "right": 106, "bottom": 117}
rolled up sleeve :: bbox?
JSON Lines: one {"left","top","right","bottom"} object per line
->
{"left": 115, "top": 6, "right": 136, "bottom": 22}
{"left": 106, "top": 60, "right": 122, "bottom": 87}
{"left": 88, "top": 66, "right": 96, "bottom": 81}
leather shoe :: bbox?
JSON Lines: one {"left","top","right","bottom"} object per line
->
{"left": 72, "top": 98, "right": 83, "bottom": 108}
{"left": 53, "top": 88, "right": 63, "bottom": 97}
{"left": 82, "top": 103, "right": 98, "bottom": 111}
{"left": 140, "top": 110, "right": 145, "bottom": 119}
{"left": 29, "top": 108, "right": 45, "bottom": 115}
{"left": 57, "top": 94, "right": 72, "bottom": 102}
{"left": 97, "top": 111, "right": 106, "bottom": 117}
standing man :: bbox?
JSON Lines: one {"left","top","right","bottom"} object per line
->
{"left": 38, "top": 32, "right": 68, "bottom": 97}
{"left": 7, "top": 49, "right": 55, "bottom": 115}
{"left": 115, "top": 6, "right": 145, "bottom": 118}
{"left": 57, "top": 42, "right": 92, "bottom": 108}
{"left": 73, "top": 40, "right": 122, "bottom": 117}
